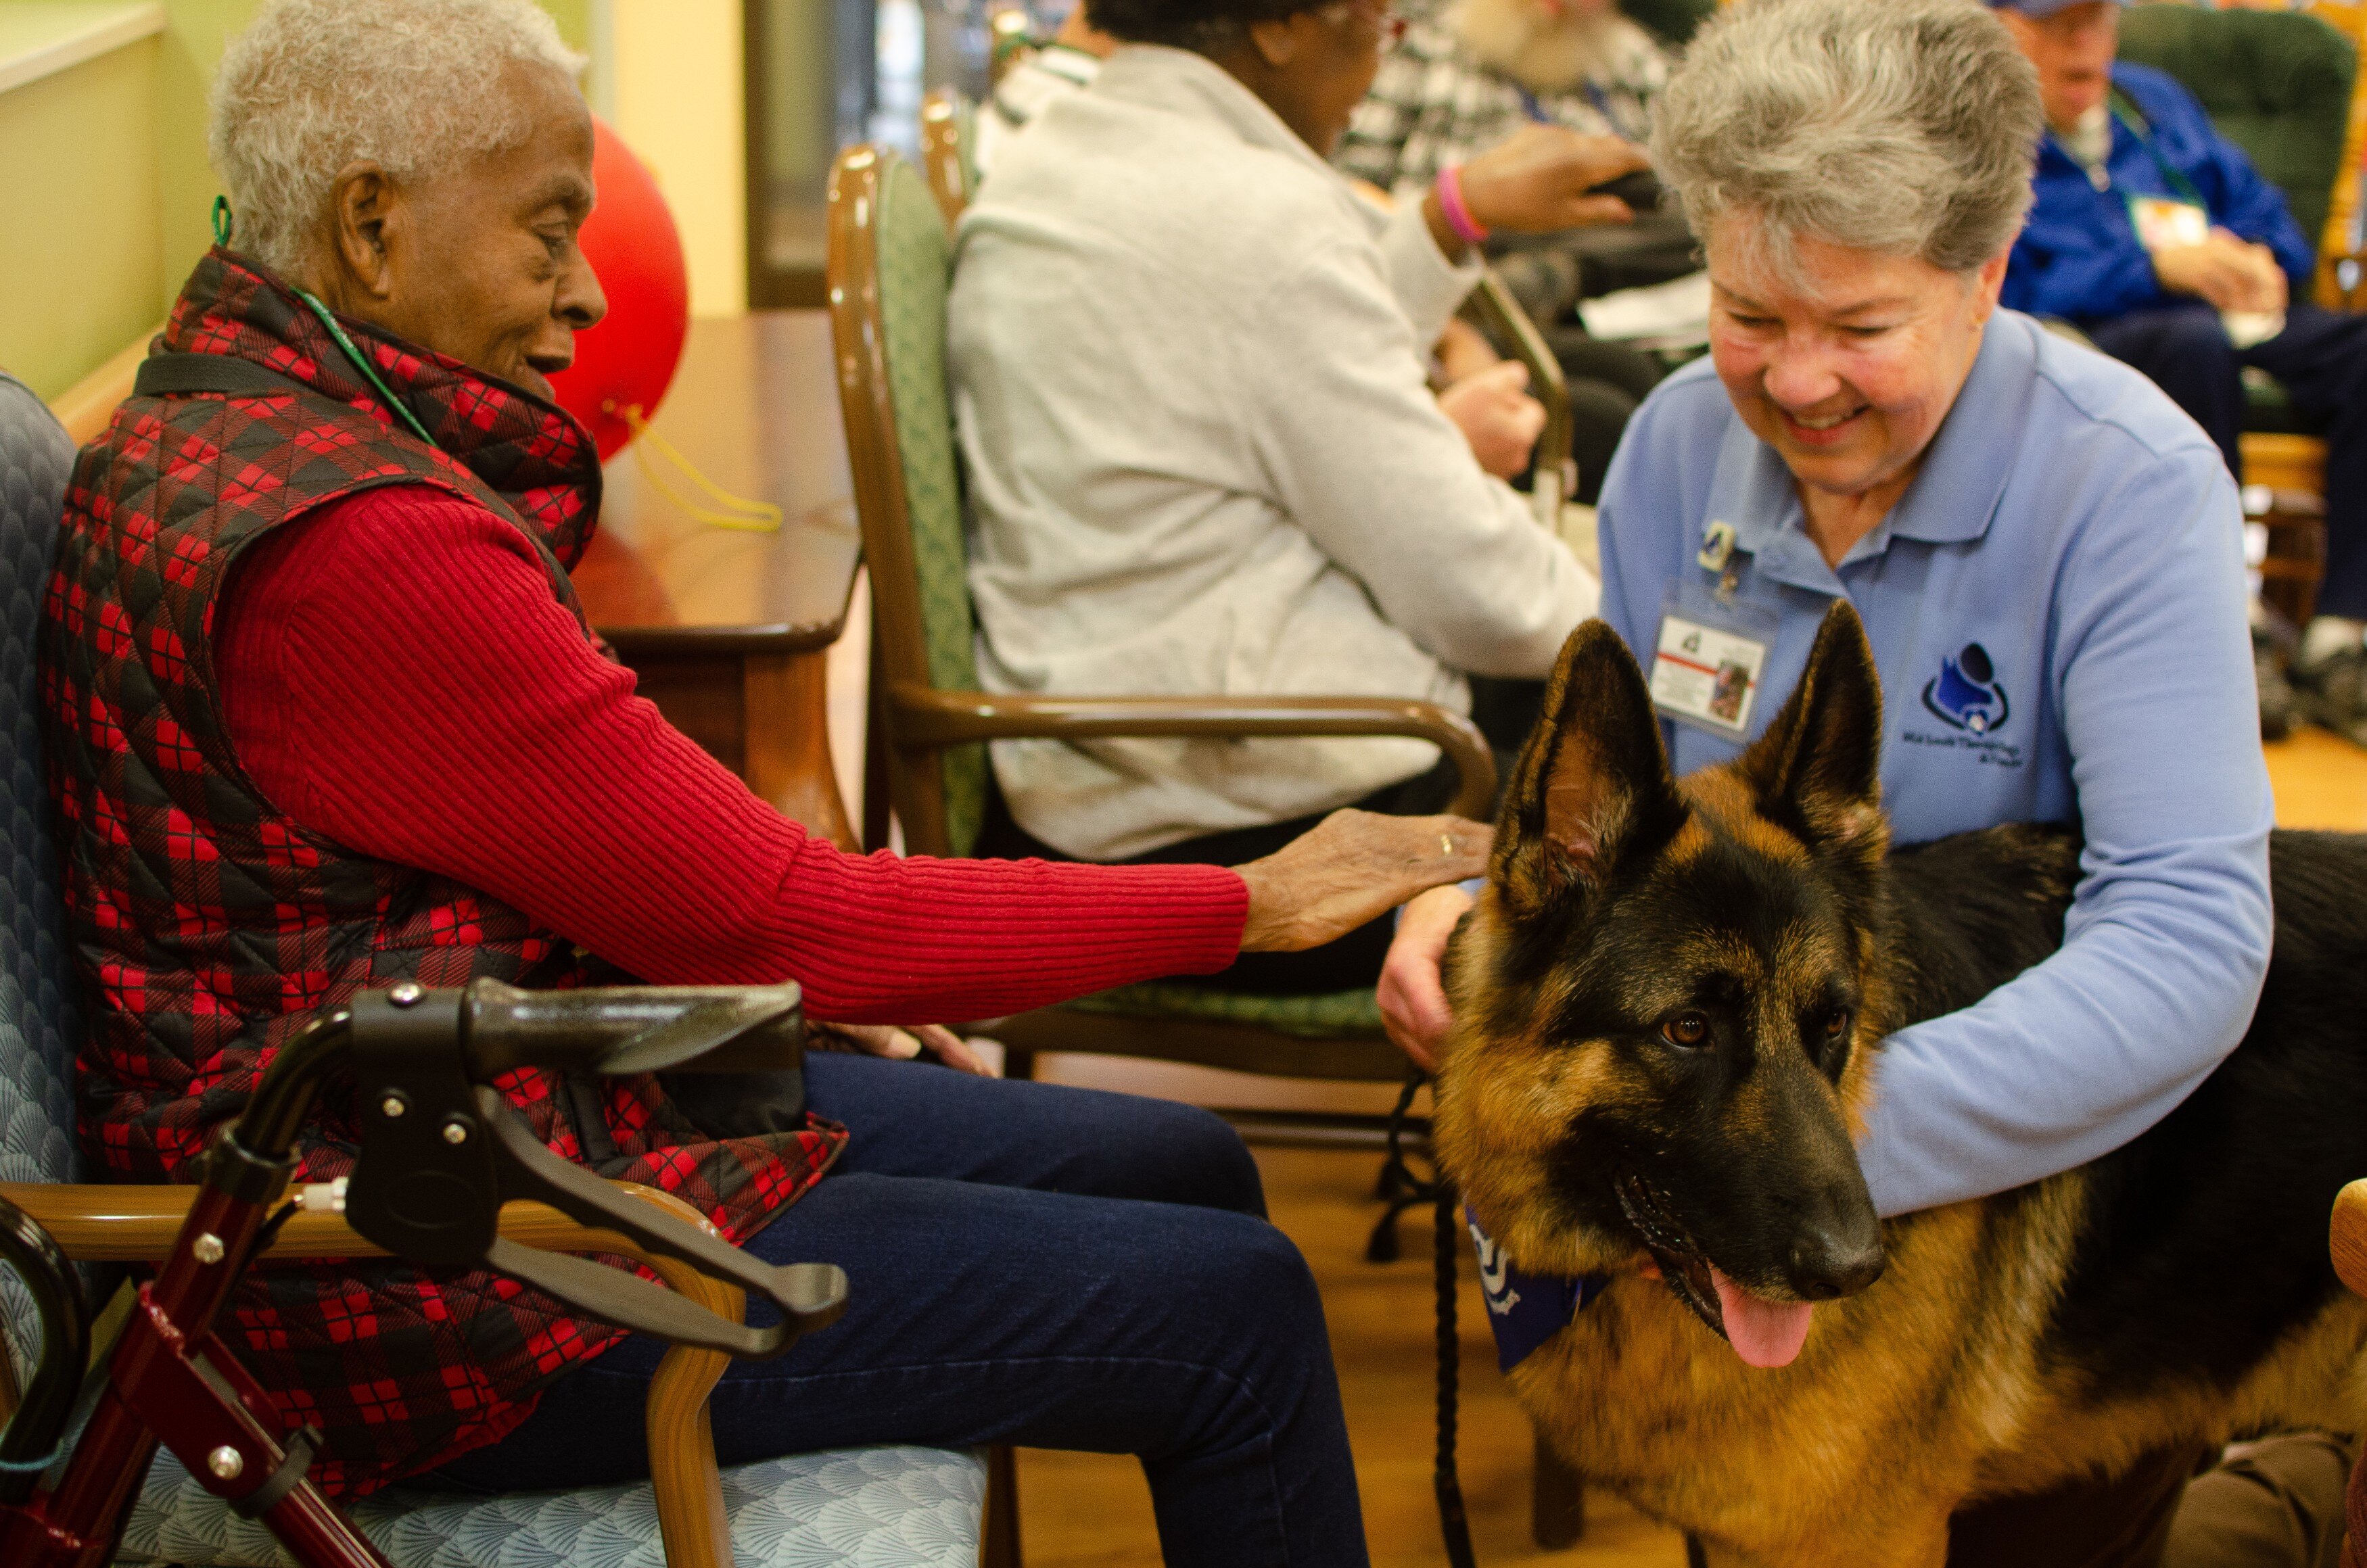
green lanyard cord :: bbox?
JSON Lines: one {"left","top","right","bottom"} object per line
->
{"left": 208, "top": 195, "right": 441, "bottom": 453}
{"left": 292, "top": 289, "right": 442, "bottom": 452}
{"left": 2071, "top": 89, "right": 2210, "bottom": 211}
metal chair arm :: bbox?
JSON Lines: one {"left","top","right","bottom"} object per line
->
{"left": 1464, "top": 268, "right": 1574, "bottom": 521}
{"left": 885, "top": 682, "right": 1499, "bottom": 819}
{"left": 0, "top": 1181, "right": 742, "bottom": 1568}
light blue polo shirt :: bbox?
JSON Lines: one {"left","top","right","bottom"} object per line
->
{"left": 1595, "top": 310, "right": 2274, "bottom": 1218}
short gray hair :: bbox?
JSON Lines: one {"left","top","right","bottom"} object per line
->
{"left": 210, "top": 0, "right": 586, "bottom": 276}
{"left": 1649, "top": 0, "right": 2042, "bottom": 280}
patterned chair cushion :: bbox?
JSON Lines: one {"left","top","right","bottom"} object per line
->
{"left": 117, "top": 1444, "right": 986, "bottom": 1568}
{"left": 0, "top": 373, "right": 83, "bottom": 1385}
{"left": 1064, "top": 981, "right": 1386, "bottom": 1039}
{"left": 876, "top": 156, "right": 990, "bottom": 857}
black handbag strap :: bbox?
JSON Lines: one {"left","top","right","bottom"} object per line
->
{"left": 133, "top": 352, "right": 319, "bottom": 401}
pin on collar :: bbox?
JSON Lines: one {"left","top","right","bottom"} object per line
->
{"left": 1697, "top": 520, "right": 1737, "bottom": 573}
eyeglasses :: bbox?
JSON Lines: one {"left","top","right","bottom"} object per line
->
{"left": 1323, "top": 0, "right": 1409, "bottom": 43}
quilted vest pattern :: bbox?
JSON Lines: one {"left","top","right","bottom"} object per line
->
{"left": 41, "top": 251, "right": 841, "bottom": 1494}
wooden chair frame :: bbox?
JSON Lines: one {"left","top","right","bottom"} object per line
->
{"left": 826, "top": 144, "right": 1496, "bottom": 868}
{"left": 0, "top": 1181, "right": 745, "bottom": 1568}
{"left": 835, "top": 134, "right": 1589, "bottom": 1547}
{"left": 2310, "top": 0, "right": 2367, "bottom": 312}
{"left": 2232, "top": 0, "right": 2367, "bottom": 607}
{"left": 918, "top": 89, "right": 972, "bottom": 233}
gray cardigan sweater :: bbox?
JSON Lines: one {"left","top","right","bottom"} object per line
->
{"left": 949, "top": 45, "right": 1597, "bottom": 859}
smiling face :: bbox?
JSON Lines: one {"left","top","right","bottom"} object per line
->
{"left": 1707, "top": 222, "right": 2005, "bottom": 513}
{"left": 1434, "top": 608, "right": 1892, "bottom": 1368}
{"left": 304, "top": 62, "right": 605, "bottom": 400}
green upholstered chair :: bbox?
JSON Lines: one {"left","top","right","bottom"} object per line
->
{"left": 2115, "top": 2, "right": 2367, "bottom": 622}
{"left": 2119, "top": 3, "right": 2355, "bottom": 248}
{"left": 824, "top": 143, "right": 1496, "bottom": 1087}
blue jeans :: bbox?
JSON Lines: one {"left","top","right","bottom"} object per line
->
{"left": 427, "top": 1053, "right": 1368, "bottom": 1567}
{"left": 2086, "top": 300, "right": 2367, "bottom": 619}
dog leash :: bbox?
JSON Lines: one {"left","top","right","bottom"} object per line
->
{"left": 1384, "top": 1074, "right": 1714, "bottom": 1568}
{"left": 1376, "top": 1073, "right": 1480, "bottom": 1568}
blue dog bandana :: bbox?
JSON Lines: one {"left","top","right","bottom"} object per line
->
{"left": 1466, "top": 1210, "right": 1609, "bottom": 1371}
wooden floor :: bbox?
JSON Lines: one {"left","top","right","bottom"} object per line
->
{"left": 1014, "top": 1145, "right": 1689, "bottom": 1568}
{"left": 1008, "top": 730, "right": 2367, "bottom": 1566}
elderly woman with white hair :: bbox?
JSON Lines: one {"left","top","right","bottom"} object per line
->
{"left": 42, "top": 0, "right": 1493, "bottom": 1554}
{"left": 1381, "top": 0, "right": 2287, "bottom": 1555}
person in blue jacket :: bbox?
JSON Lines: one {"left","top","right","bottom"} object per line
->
{"left": 1997, "top": 0, "right": 2367, "bottom": 744}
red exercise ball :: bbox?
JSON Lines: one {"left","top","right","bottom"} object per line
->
{"left": 548, "top": 118, "right": 690, "bottom": 460}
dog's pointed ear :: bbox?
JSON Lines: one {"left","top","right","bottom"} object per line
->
{"left": 1738, "top": 600, "right": 1886, "bottom": 855}
{"left": 1493, "top": 619, "right": 1687, "bottom": 913}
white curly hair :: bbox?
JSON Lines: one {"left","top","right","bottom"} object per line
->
{"left": 209, "top": 0, "right": 586, "bottom": 275}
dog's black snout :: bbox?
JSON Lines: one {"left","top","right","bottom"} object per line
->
{"left": 1785, "top": 1227, "right": 1885, "bottom": 1300}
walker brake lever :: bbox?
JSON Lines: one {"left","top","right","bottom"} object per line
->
{"left": 459, "top": 978, "right": 809, "bottom": 1078}
{"left": 344, "top": 982, "right": 847, "bottom": 1360}
{"left": 475, "top": 1089, "right": 845, "bottom": 1358}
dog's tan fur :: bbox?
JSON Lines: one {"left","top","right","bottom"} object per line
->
{"left": 1433, "top": 615, "right": 2367, "bottom": 1567}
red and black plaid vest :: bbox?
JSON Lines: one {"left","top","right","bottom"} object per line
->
{"left": 41, "top": 250, "right": 842, "bottom": 1493}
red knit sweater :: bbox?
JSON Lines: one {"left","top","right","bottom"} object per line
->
{"left": 213, "top": 485, "right": 1247, "bottom": 1022}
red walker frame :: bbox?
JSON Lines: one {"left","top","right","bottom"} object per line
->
{"left": 0, "top": 981, "right": 842, "bottom": 1568}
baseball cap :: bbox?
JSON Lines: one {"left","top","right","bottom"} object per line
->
{"left": 1988, "top": 0, "right": 2126, "bottom": 18}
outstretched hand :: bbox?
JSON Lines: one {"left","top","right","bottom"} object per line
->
{"left": 1378, "top": 882, "right": 1478, "bottom": 1070}
{"left": 814, "top": 1021, "right": 992, "bottom": 1076}
{"left": 1446, "top": 125, "right": 1652, "bottom": 241}
{"left": 1234, "top": 811, "right": 1491, "bottom": 953}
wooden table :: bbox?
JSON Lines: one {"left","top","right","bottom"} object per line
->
{"left": 569, "top": 311, "right": 863, "bottom": 849}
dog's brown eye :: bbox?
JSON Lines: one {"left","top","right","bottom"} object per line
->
{"left": 1825, "top": 1011, "right": 1851, "bottom": 1039}
{"left": 1661, "top": 1013, "right": 1709, "bottom": 1048}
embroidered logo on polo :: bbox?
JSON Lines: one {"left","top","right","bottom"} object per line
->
{"left": 1921, "top": 642, "right": 2011, "bottom": 734}
{"left": 1902, "top": 640, "right": 2024, "bottom": 767}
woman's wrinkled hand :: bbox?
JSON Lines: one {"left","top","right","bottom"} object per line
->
{"left": 814, "top": 1022, "right": 993, "bottom": 1076}
{"left": 1235, "top": 811, "right": 1491, "bottom": 953}
{"left": 1438, "top": 360, "right": 1547, "bottom": 479}
{"left": 1378, "top": 882, "right": 1477, "bottom": 1070}
{"left": 1455, "top": 125, "right": 1652, "bottom": 237}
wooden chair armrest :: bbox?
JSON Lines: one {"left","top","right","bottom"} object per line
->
{"left": 0, "top": 1181, "right": 741, "bottom": 1568}
{"left": 886, "top": 682, "right": 1499, "bottom": 819}
{"left": 2330, "top": 1179, "right": 2367, "bottom": 1298}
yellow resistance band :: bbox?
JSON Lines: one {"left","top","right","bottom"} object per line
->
{"left": 613, "top": 401, "right": 784, "bottom": 532}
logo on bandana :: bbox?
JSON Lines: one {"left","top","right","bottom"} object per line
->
{"left": 1465, "top": 1210, "right": 1606, "bottom": 1371}
{"left": 1921, "top": 642, "right": 2011, "bottom": 735}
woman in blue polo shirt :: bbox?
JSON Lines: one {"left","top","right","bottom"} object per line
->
{"left": 1382, "top": 0, "right": 2285, "bottom": 1554}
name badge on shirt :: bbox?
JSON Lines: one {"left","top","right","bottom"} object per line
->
{"left": 1651, "top": 577, "right": 1777, "bottom": 738}
{"left": 2126, "top": 194, "right": 2209, "bottom": 255}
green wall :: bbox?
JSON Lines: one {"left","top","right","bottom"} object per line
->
{"left": 158, "top": 0, "right": 262, "bottom": 331}
{"left": 0, "top": 26, "right": 161, "bottom": 400}
{"left": 0, "top": 0, "right": 597, "bottom": 400}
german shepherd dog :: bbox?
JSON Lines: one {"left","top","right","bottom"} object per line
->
{"left": 1434, "top": 602, "right": 2367, "bottom": 1566}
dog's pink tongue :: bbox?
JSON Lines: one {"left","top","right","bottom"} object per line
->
{"left": 1710, "top": 1266, "right": 1814, "bottom": 1369}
